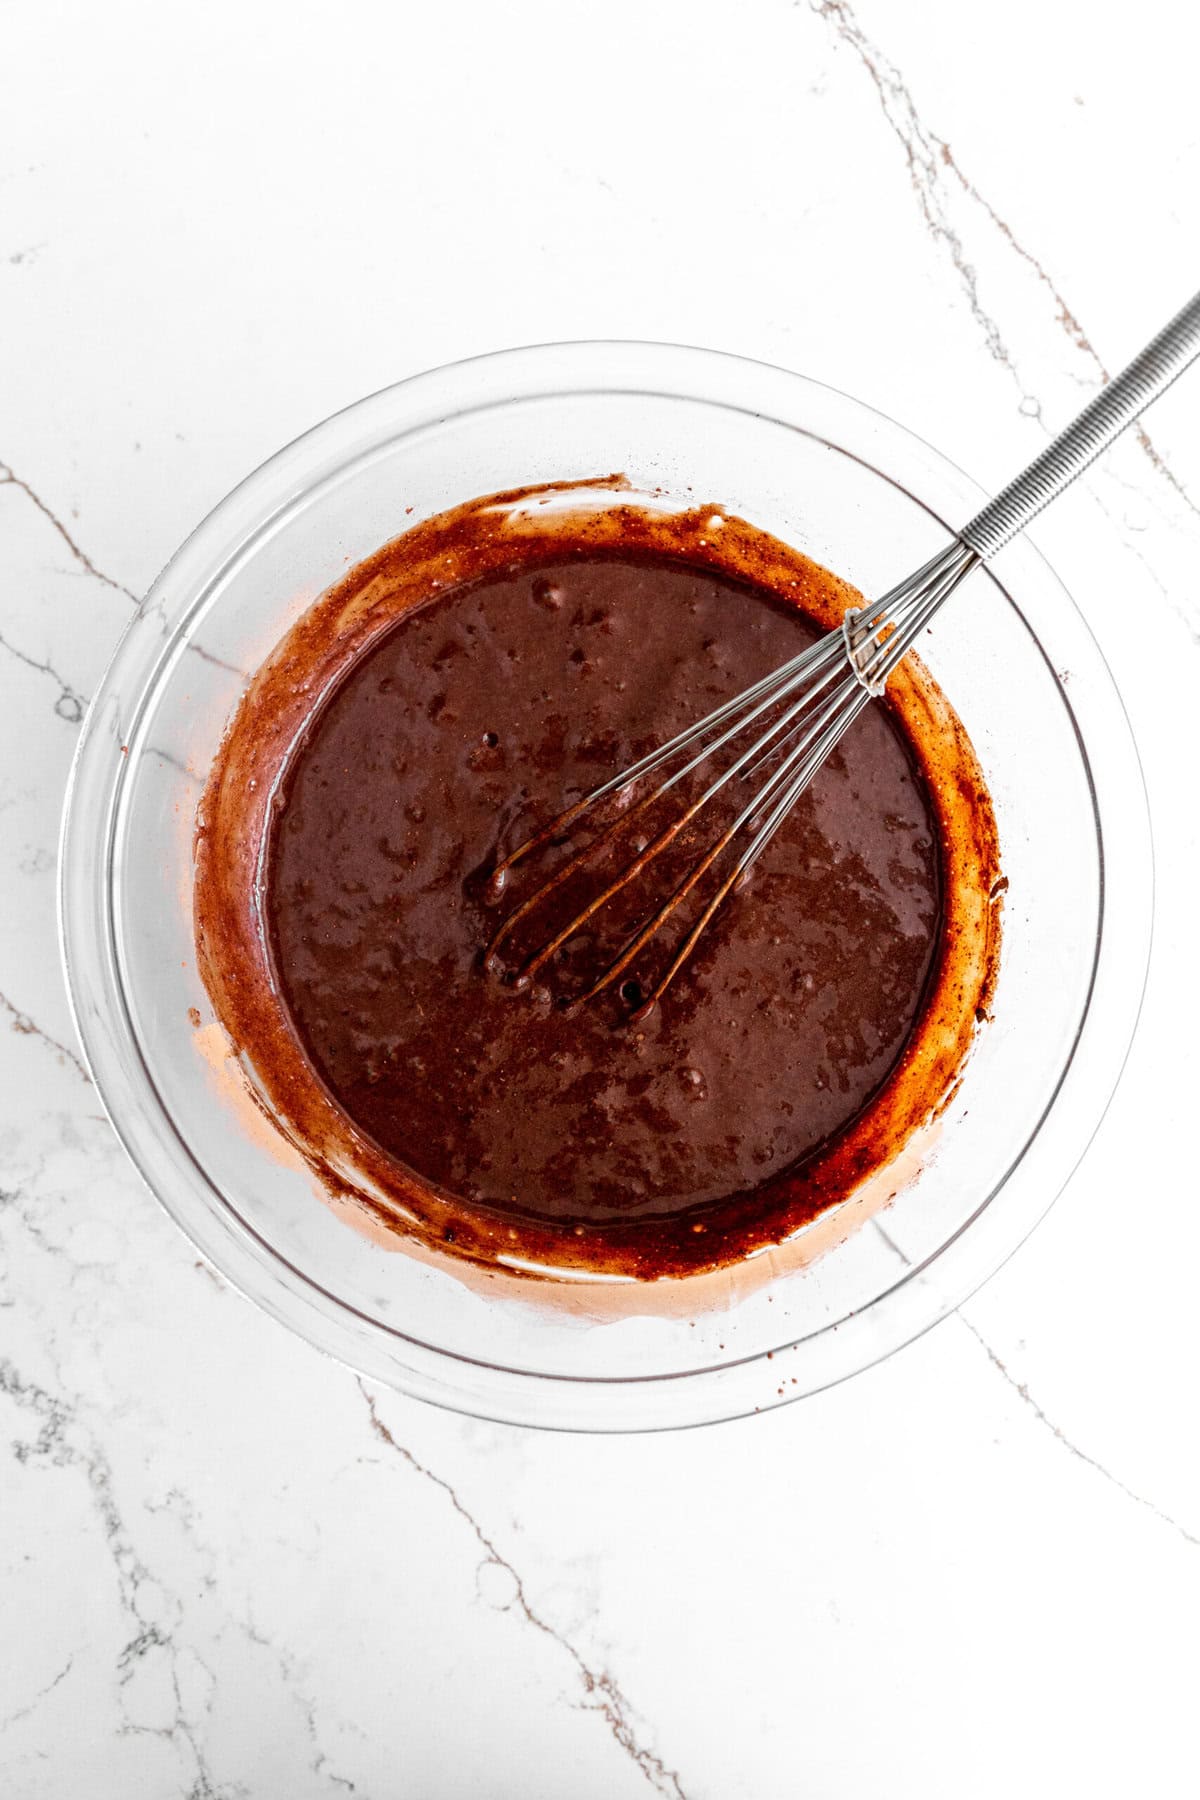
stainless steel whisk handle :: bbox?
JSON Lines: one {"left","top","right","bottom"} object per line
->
{"left": 960, "top": 288, "right": 1200, "bottom": 559}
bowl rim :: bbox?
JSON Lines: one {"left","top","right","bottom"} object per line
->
{"left": 58, "top": 338, "right": 1154, "bottom": 1430}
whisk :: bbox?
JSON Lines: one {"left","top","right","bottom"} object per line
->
{"left": 485, "top": 290, "right": 1200, "bottom": 1020}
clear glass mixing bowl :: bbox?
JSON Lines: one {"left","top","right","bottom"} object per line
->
{"left": 59, "top": 342, "right": 1152, "bottom": 1429}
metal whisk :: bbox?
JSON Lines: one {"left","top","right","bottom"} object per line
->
{"left": 485, "top": 290, "right": 1200, "bottom": 1019}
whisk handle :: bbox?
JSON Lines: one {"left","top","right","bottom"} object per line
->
{"left": 960, "top": 289, "right": 1200, "bottom": 559}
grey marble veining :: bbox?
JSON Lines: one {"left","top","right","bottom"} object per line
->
{"left": 2, "top": 1, "right": 1198, "bottom": 1793}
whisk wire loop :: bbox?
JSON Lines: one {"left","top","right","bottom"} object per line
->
{"left": 483, "top": 290, "right": 1200, "bottom": 1014}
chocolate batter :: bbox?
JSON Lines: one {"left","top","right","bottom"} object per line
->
{"left": 268, "top": 555, "right": 940, "bottom": 1221}
{"left": 195, "top": 485, "right": 1001, "bottom": 1277}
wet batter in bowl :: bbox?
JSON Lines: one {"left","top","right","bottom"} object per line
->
{"left": 195, "top": 483, "right": 1000, "bottom": 1277}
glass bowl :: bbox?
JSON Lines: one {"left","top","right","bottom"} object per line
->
{"left": 59, "top": 342, "right": 1152, "bottom": 1430}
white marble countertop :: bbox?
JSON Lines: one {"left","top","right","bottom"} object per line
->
{"left": 3, "top": 2, "right": 1198, "bottom": 1793}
